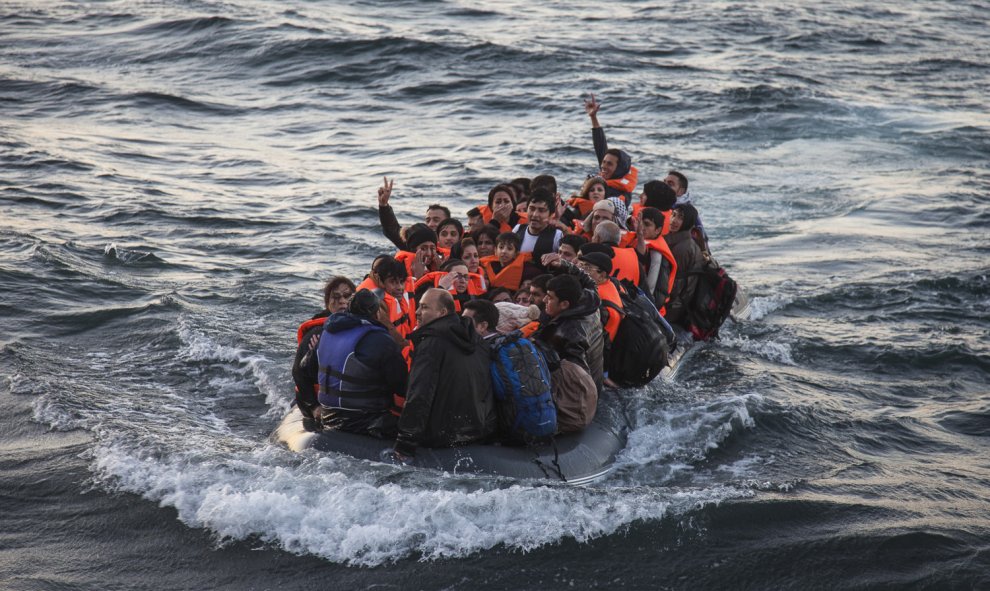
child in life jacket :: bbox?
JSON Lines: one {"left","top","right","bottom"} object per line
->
{"left": 480, "top": 232, "right": 543, "bottom": 293}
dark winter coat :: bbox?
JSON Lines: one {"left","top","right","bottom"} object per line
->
{"left": 534, "top": 262, "right": 606, "bottom": 394}
{"left": 394, "top": 313, "right": 497, "bottom": 456}
{"left": 663, "top": 230, "right": 704, "bottom": 326}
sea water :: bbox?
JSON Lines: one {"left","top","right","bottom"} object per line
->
{"left": 1, "top": 1, "right": 988, "bottom": 588}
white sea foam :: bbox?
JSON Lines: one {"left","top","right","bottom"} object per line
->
{"left": 747, "top": 293, "right": 794, "bottom": 321}
{"left": 614, "top": 394, "right": 760, "bottom": 473}
{"left": 720, "top": 334, "right": 796, "bottom": 365}
{"left": 87, "top": 441, "right": 751, "bottom": 566}
{"left": 175, "top": 317, "right": 288, "bottom": 416}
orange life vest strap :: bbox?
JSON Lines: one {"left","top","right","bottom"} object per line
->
{"left": 598, "top": 280, "right": 624, "bottom": 342}
{"left": 296, "top": 317, "right": 326, "bottom": 345}
{"left": 480, "top": 252, "right": 532, "bottom": 292}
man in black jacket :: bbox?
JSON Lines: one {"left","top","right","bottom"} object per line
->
{"left": 393, "top": 288, "right": 497, "bottom": 460}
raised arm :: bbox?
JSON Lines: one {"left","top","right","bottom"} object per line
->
{"left": 585, "top": 93, "right": 608, "bottom": 164}
{"left": 376, "top": 176, "right": 408, "bottom": 251}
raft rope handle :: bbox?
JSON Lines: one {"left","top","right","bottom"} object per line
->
{"left": 528, "top": 435, "right": 567, "bottom": 483}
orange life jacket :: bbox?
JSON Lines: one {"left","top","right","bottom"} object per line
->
{"left": 645, "top": 235, "right": 678, "bottom": 315}
{"left": 609, "top": 246, "right": 641, "bottom": 285}
{"left": 296, "top": 317, "right": 326, "bottom": 345}
{"left": 597, "top": 279, "right": 624, "bottom": 343}
{"left": 520, "top": 320, "right": 540, "bottom": 339}
{"left": 607, "top": 165, "right": 638, "bottom": 199}
{"left": 480, "top": 252, "right": 533, "bottom": 292}
{"left": 629, "top": 205, "right": 672, "bottom": 236}
{"left": 571, "top": 218, "right": 593, "bottom": 241}
{"left": 567, "top": 197, "right": 597, "bottom": 218}
{"left": 478, "top": 204, "right": 528, "bottom": 233}
{"left": 293, "top": 317, "right": 327, "bottom": 398}
{"left": 355, "top": 276, "right": 415, "bottom": 338}
{"left": 618, "top": 232, "right": 638, "bottom": 249}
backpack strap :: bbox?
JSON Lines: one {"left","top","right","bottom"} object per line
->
{"left": 601, "top": 299, "right": 626, "bottom": 317}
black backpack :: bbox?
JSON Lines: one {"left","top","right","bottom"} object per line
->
{"left": 601, "top": 278, "right": 671, "bottom": 387}
{"left": 685, "top": 262, "right": 738, "bottom": 341}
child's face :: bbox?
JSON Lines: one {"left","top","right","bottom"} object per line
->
{"left": 544, "top": 290, "right": 565, "bottom": 318}
{"left": 497, "top": 241, "right": 518, "bottom": 266}
{"left": 438, "top": 226, "right": 460, "bottom": 249}
{"left": 642, "top": 218, "right": 661, "bottom": 240}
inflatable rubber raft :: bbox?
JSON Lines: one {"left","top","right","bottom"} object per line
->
{"left": 272, "top": 390, "right": 630, "bottom": 486}
{"left": 271, "top": 288, "right": 749, "bottom": 484}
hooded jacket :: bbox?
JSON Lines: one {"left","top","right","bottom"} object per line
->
{"left": 592, "top": 127, "right": 639, "bottom": 202}
{"left": 394, "top": 313, "right": 497, "bottom": 455}
{"left": 534, "top": 262, "right": 606, "bottom": 394}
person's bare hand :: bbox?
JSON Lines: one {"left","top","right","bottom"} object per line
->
{"left": 438, "top": 272, "right": 456, "bottom": 290}
{"left": 377, "top": 176, "right": 394, "bottom": 207}
{"left": 411, "top": 252, "right": 427, "bottom": 279}
{"left": 628, "top": 211, "right": 641, "bottom": 233}
{"left": 584, "top": 93, "right": 600, "bottom": 118}
{"left": 541, "top": 253, "right": 562, "bottom": 269}
{"left": 492, "top": 201, "right": 512, "bottom": 224}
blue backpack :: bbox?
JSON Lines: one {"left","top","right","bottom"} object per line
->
{"left": 490, "top": 331, "right": 556, "bottom": 442}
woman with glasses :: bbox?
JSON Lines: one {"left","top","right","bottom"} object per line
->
{"left": 291, "top": 276, "right": 356, "bottom": 422}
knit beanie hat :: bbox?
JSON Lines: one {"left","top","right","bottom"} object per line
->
{"left": 494, "top": 302, "right": 540, "bottom": 334}
{"left": 405, "top": 223, "right": 438, "bottom": 251}
{"left": 578, "top": 252, "right": 613, "bottom": 275}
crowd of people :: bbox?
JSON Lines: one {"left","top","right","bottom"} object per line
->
{"left": 291, "top": 95, "right": 716, "bottom": 461}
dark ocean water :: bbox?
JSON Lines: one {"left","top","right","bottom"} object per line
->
{"left": 2, "top": 1, "right": 989, "bottom": 589}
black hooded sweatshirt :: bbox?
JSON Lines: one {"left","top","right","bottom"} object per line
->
{"left": 394, "top": 313, "right": 497, "bottom": 456}
{"left": 592, "top": 127, "right": 634, "bottom": 201}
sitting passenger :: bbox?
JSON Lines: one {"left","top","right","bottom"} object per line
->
{"left": 637, "top": 207, "right": 678, "bottom": 316}
{"left": 356, "top": 255, "right": 415, "bottom": 340}
{"left": 560, "top": 175, "right": 608, "bottom": 229}
{"left": 480, "top": 183, "right": 526, "bottom": 233}
{"left": 312, "top": 290, "right": 408, "bottom": 438}
{"left": 292, "top": 276, "right": 355, "bottom": 421}
{"left": 473, "top": 224, "right": 498, "bottom": 258}
{"left": 413, "top": 258, "right": 476, "bottom": 312}
{"left": 480, "top": 231, "right": 542, "bottom": 292}
{"left": 462, "top": 299, "right": 499, "bottom": 341}
{"left": 534, "top": 254, "right": 605, "bottom": 432}
{"left": 397, "top": 223, "right": 441, "bottom": 281}
{"left": 590, "top": 220, "right": 641, "bottom": 284}
{"left": 663, "top": 204, "right": 704, "bottom": 327}
{"left": 435, "top": 218, "right": 464, "bottom": 254}
{"left": 557, "top": 234, "right": 587, "bottom": 264}
{"left": 393, "top": 289, "right": 497, "bottom": 460}
{"left": 576, "top": 252, "right": 623, "bottom": 345}
{"left": 513, "top": 187, "right": 563, "bottom": 267}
